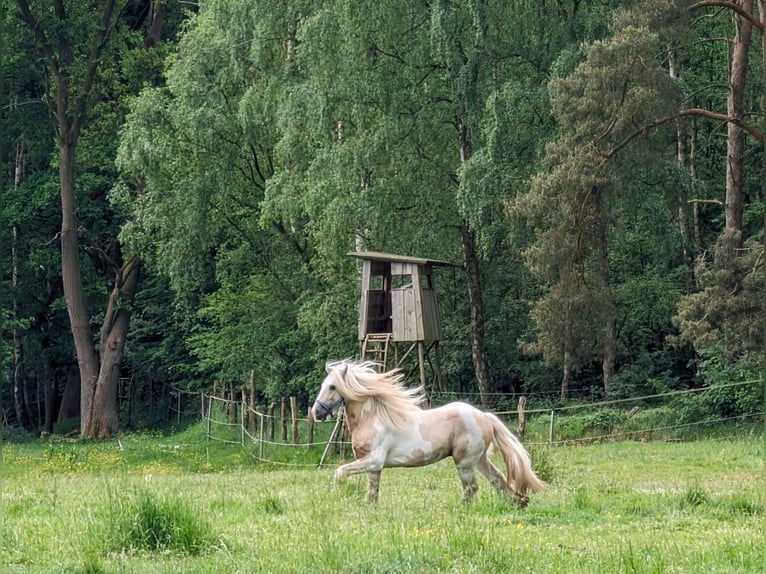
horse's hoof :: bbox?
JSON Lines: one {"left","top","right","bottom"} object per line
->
{"left": 513, "top": 494, "right": 529, "bottom": 509}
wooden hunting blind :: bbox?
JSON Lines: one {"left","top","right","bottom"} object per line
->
{"left": 349, "top": 251, "right": 454, "bottom": 392}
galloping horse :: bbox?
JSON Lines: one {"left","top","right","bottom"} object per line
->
{"left": 311, "top": 360, "right": 546, "bottom": 506}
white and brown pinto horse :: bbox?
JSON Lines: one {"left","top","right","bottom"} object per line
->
{"left": 311, "top": 360, "right": 546, "bottom": 507}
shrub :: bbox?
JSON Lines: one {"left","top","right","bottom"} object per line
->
{"left": 556, "top": 408, "right": 627, "bottom": 440}
{"left": 103, "top": 488, "right": 218, "bottom": 555}
{"left": 673, "top": 348, "right": 762, "bottom": 424}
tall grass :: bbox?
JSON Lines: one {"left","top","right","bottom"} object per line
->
{"left": 1, "top": 424, "right": 762, "bottom": 573}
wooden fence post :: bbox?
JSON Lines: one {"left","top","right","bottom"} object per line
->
{"left": 517, "top": 396, "right": 527, "bottom": 438}
{"left": 249, "top": 370, "right": 257, "bottom": 435}
{"left": 240, "top": 401, "right": 246, "bottom": 446}
{"left": 241, "top": 386, "right": 248, "bottom": 431}
{"left": 206, "top": 395, "right": 212, "bottom": 441}
{"left": 549, "top": 409, "right": 556, "bottom": 445}
{"left": 307, "top": 410, "right": 314, "bottom": 451}
{"left": 268, "top": 402, "right": 276, "bottom": 442}
{"left": 281, "top": 397, "right": 288, "bottom": 442}
{"left": 290, "top": 396, "right": 299, "bottom": 444}
{"left": 229, "top": 383, "right": 237, "bottom": 424}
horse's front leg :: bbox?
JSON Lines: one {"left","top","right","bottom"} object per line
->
{"left": 334, "top": 456, "right": 384, "bottom": 502}
{"left": 366, "top": 470, "right": 381, "bottom": 503}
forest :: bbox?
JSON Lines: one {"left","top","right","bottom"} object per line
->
{"left": 0, "top": 0, "right": 763, "bottom": 439}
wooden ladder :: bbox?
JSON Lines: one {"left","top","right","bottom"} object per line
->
{"left": 361, "top": 333, "right": 392, "bottom": 371}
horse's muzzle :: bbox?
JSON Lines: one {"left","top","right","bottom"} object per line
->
{"left": 312, "top": 404, "right": 328, "bottom": 421}
{"left": 312, "top": 398, "right": 343, "bottom": 421}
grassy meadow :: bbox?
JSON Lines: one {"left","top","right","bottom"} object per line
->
{"left": 1, "top": 422, "right": 763, "bottom": 573}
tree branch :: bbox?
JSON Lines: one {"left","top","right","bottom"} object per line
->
{"left": 690, "top": 1, "right": 764, "bottom": 32}
{"left": 605, "top": 108, "right": 762, "bottom": 159}
{"left": 14, "top": 0, "right": 55, "bottom": 64}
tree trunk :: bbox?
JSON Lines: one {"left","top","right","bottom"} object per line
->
{"left": 43, "top": 377, "right": 56, "bottom": 435}
{"left": 16, "top": 0, "right": 131, "bottom": 438}
{"left": 561, "top": 348, "right": 572, "bottom": 400}
{"left": 12, "top": 225, "right": 32, "bottom": 429}
{"left": 593, "top": 187, "right": 615, "bottom": 394}
{"left": 59, "top": 137, "right": 102, "bottom": 435}
{"left": 724, "top": 0, "right": 753, "bottom": 238}
{"left": 460, "top": 221, "right": 492, "bottom": 407}
{"left": 458, "top": 120, "right": 492, "bottom": 407}
{"left": 58, "top": 366, "right": 80, "bottom": 421}
{"left": 669, "top": 42, "right": 694, "bottom": 269}
{"left": 81, "top": 258, "right": 140, "bottom": 438}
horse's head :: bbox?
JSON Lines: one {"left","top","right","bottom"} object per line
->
{"left": 311, "top": 361, "right": 347, "bottom": 421}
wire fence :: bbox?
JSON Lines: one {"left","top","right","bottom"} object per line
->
{"left": 196, "top": 378, "right": 763, "bottom": 467}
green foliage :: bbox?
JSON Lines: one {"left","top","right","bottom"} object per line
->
{"left": 673, "top": 232, "right": 764, "bottom": 358}
{"left": 557, "top": 408, "right": 627, "bottom": 440}
{"left": 672, "top": 348, "right": 762, "bottom": 423}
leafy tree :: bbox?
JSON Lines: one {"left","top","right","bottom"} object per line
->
{"left": 513, "top": 0, "right": 686, "bottom": 397}
{"left": 10, "top": 0, "right": 178, "bottom": 437}
{"left": 117, "top": 0, "right": 334, "bottom": 401}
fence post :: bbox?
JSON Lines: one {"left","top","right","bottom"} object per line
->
{"left": 517, "top": 396, "right": 527, "bottom": 437}
{"left": 206, "top": 395, "right": 212, "bottom": 441}
{"left": 290, "top": 396, "right": 299, "bottom": 444}
{"left": 281, "top": 397, "right": 288, "bottom": 441}
{"left": 268, "top": 402, "right": 276, "bottom": 442}
{"left": 240, "top": 401, "right": 246, "bottom": 446}
{"left": 249, "top": 370, "right": 257, "bottom": 435}
{"left": 259, "top": 411, "right": 265, "bottom": 461}
{"left": 548, "top": 409, "right": 555, "bottom": 445}
{"left": 307, "top": 410, "right": 315, "bottom": 451}
{"left": 241, "top": 386, "right": 248, "bottom": 432}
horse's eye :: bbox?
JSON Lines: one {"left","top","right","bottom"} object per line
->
{"left": 329, "top": 384, "right": 336, "bottom": 391}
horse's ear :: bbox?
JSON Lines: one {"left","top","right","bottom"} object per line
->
{"left": 340, "top": 363, "right": 348, "bottom": 378}
{"left": 325, "top": 362, "right": 332, "bottom": 375}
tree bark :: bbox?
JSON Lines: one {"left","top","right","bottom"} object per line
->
{"left": 669, "top": 42, "right": 694, "bottom": 269}
{"left": 81, "top": 258, "right": 140, "bottom": 438}
{"left": 458, "top": 119, "right": 493, "bottom": 407}
{"left": 58, "top": 366, "right": 80, "bottom": 421}
{"left": 593, "top": 187, "right": 615, "bottom": 394}
{"left": 725, "top": 0, "right": 753, "bottom": 237}
{"left": 59, "top": 137, "right": 101, "bottom": 435}
{"left": 460, "top": 222, "right": 492, "bottom": 406}
{"left": 12, "top": 223, "right": 32, "bottom": 429}
{"left": 561, "top": 348, "right": 572, "bottom": 400}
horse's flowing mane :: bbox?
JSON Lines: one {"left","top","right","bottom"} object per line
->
{"left": 328, "top": 360, "right": 426, "bottom": 432}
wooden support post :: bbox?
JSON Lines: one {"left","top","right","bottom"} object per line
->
{"left": 307, "top": 410, "right": 315, "bottom": 451}
{"left": 229, "top": 383, "right": 237, "bottom": 423}
{"left": 290, "top": 396, "right": 299, "bottom": 444}
{"left": 549, "top": 409, "right": 556, "bottom": 445}
{"left": 517, "top": 396, "right": 527, "bottom": 438}
{"left": 206, "top": 395, "right": 212, "bottom": 441}
{"left": 240, "top": 386, "right": 248, "bottom": 431}
{"left": 240, "top": 401, "right": 246, "bottom": 446}
{"left": 268, "top": 402, "right": 276, "bottom": 442}
{"left": 280, "top": 397, "right": 288, "bottom": 442}
{"left": 249, "top": 370, "right": 257, "bottom": 435}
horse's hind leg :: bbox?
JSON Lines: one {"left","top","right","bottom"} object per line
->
{"left": 455, "top": 463, "right": 479, "bottom": 502}
{"left": 477, "top": 455, "right": 509, "bottom": 494}
{"left": 477, "top": 455, "right": 528, "bottom": 508}
{"left": 366, "top": 471, "right": 381, "bottom": 503}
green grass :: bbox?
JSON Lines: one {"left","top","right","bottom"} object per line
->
{"left": 1, "top": 424, "right": 763, "bottom": 573}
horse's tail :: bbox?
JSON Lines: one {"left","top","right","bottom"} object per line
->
{"left": 488, "top": 413, "right": 547, "bottom": 496}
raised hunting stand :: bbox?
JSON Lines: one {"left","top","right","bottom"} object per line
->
{"left": 350, "top": 251, "right": 453, "bottom": 394}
